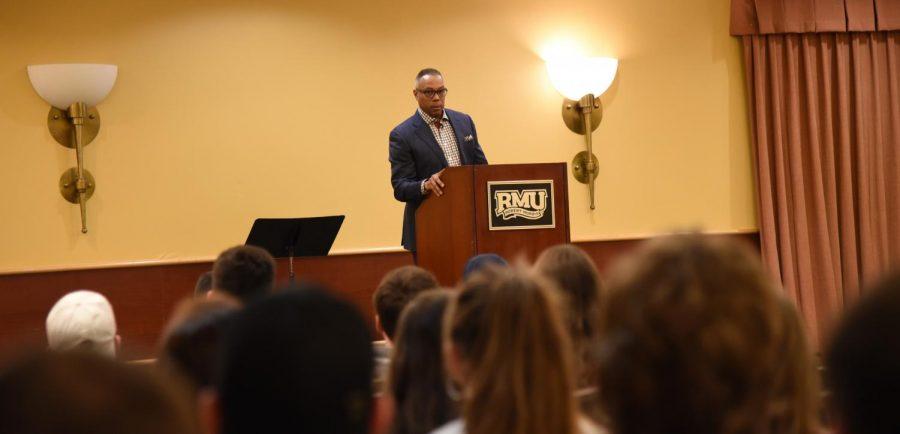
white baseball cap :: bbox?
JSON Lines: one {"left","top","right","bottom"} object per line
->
{"left": 46, "top": 290, "right": 117, "bottom": 357}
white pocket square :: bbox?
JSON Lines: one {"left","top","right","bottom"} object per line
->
{"left": 464, "top": 135, "right": 474, "bottom": 142}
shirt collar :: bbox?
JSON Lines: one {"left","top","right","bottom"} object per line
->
{"left": 418, "top": 107, "right": 449, "bottom": 124}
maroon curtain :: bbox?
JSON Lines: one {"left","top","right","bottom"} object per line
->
{"left": 733, "top": 0, "right": 900, "bottom": 345}
{"left": 732, "top": 0, "right": 900, "bottom": 35}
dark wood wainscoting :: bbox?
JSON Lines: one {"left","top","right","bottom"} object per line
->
{"left": 575, "top": 232, "right": 761, "bottom": 272}
{"left": 0, "top": 232, "right": 758, "bottom": 360}
{"left": 0, "top": 252, "right": 414, "bottom": 360}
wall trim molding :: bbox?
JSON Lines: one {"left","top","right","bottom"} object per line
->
{"left": 0, "top": 229, "right": 758, "bottom": 276}
{"left": 0, "top": 231, "right": 759, "bottom": 360}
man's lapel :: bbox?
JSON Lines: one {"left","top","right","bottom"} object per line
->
{"left": 412, "top": 112, "right": 449, "bottom": 167}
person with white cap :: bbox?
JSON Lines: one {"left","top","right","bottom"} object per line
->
{"left": 45, "top": 290, "right": 120, "bottom": 357}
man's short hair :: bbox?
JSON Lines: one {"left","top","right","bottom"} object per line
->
{"left": 827, "top": 273, "right": 900, "bottom": 434}
{"left": 0, "top": 351, "right": 196, "bottom": 434}
{"left": 46, "top": 290, "right": 117, "bottom": 357}
{"left": 218, "top": 284, "right": 373, "bottom": 434}
{"left": 212, "top": 245, "right": 276, "bottom": 304}
{"left": 373, "top": 266, "right": 438, "bottom": 340}
{"left": 415, "top": 68, "right": 443, "bottom": 82}
{"left": 194, "top": 270, "right": 213, "bottom": 297}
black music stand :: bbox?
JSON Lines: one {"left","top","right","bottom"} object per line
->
{"left": 244, "top": 216, "right": 344, "bottom": 282}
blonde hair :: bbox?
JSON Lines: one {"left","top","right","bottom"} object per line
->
{"left": 445, "top": 266, "right": 578, "bottom": 434}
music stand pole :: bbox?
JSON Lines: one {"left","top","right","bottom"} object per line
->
{"left": 288, "top": 245, "right": 295, "bottom": 283}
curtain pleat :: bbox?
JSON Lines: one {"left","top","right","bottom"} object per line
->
{"left": 743, "top": 32, "right": 900, "bottom": 345}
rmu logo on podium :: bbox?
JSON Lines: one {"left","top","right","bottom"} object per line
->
{"left": 487, "top": 180, "right": 555, "bottom": 230}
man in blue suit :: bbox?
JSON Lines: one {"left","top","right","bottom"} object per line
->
{"left": 389, "top": 68, "right": 488, "bottom": 252}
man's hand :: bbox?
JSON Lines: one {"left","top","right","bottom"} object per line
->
{"left": 424, "top": 170, "right": 446, "bottom": 196}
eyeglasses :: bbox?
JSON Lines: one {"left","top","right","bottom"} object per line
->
{"left": 417, "top": 88, "right": 448, "bottom": 98}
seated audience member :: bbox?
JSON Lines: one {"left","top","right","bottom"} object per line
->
{"left": 389, "top": 289, "right": 458, "bottom": 434}
{"left": 373, "top": 266, "right": 438, "bottom": 393}
{"left": 211, "top": 245, "right": 276, "bottom": 304}
{"left": 826, "top": 273, "right": 900, "bottom": 434}
{"left": 158, "top": 297, "right": 240, "bottom": 390}
{"left": 194, "top": 270, "right": 214, "bottom": 298}
{"left": 373, "top": 265, "right": 439, "bottom": 343}
{"left": 461, "top": 253, "right": 507, "bottom": 280}
{"left": 597, "top": 234, "right": 820, "bottom": 434}
{"left": 211, "top": 284, "right": 373, "bottom": 434}
{"left": 435, "top": 266, "right": 600, "bottom": 434}
{"left": 0, "top": 351, "right": 197, "bottom": 434}
{"left": 45, "top": 290, "right": 119, "bottom": 357}
{"left": 534, "top": 244, "right": 604, "bottom": 421}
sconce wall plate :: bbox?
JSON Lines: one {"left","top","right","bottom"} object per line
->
{"left": 59, "top": 167, "right": 95, "bottom": 204}
{"left": 562, "top": 98, "right": 601, "bottom": 135}
{"left": 572, "top": 151, "right": 600, "bottom": 184}
{"left": 48, "top": 106, "right": 100, "bottom": 148}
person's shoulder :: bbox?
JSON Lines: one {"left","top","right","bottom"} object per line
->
{"left": 391, "top": 113, "right": 420, "bottom": 135}
{"left": 444, "top": 108, "right": 470, "bottom": 118}
{"left": 429, "top": 419, "right": 464, "bottom": 434}
{"left": 445, "top": 108, "right": 475, "bottom": 127}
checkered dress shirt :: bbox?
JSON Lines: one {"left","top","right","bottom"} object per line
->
{"left": 418, "top": 108, "right": 462, "bottom": 167}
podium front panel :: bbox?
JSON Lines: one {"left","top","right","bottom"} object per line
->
{"left": 474, "top": 163, "right": 570, "bottom": 261}
{"left": 414, "top": 166, "right": 477, "bottom": 285}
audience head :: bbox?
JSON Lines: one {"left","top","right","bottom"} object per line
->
{"left": 373, "top": 265, "right": 438, "bottom": 341}
{"left": 444, "top": 265, "right": 578, "bottom": 434}
{"left": 534, "top": 244, "right": 603, "bottom": 385}
{"left": 211, "top": 245, "right": 276, "bottom": 304}
{"left": 45, "top": 290, "right": 118, "bottom": 357}
{"left": 217, "top": 283, "right": 373, "bottom": 434}
{"left": 597, "top": 234, "right": 819, "bottom": 434}
{"left": 194, "top": 271, "right": 214, "bottom": 298}
{"left": 0, "top": 351, "right": 197, "bottom": 434}
{"left": 158, "top": 297, "right": 240, "bottom": 390}
{"left": 388, "top": 289, "right": 457, "bottom": 434}
{"left": 462, "top": 253, "right": 508, "bottom": 279}
{"left": 827, "top": 272, "right": 900, "bottom": 434}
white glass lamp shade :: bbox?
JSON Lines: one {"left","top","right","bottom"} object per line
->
{"left": 546, "top": 57, "right": 618, "bottom": 101}
{"left": 27, "top": 64, "right": 118, "bottom": 109}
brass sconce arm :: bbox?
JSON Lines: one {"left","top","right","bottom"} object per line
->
{"left": 68, "top": 102, "right": 92, "bottom": 233}
{"left": 562, "top": 95, "right": 602, "bottom": 209}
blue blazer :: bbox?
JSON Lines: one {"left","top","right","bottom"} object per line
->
{"left": 389, "top": 109, "right": 488, "bottom": 251}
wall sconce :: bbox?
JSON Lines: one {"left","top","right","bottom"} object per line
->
{"left": 546, "top": 57, "right": 617, "bottom": 210}
{"left": 28, "top": 64, "right": 117, "bottom": 233}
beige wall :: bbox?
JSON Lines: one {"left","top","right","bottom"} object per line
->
{"left": 0, "top": 0, "right": 755, "bottom": 272}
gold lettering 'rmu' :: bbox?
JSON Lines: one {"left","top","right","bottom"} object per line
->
{"left": 493, "top": 189, "right": 548, "bottom": 220}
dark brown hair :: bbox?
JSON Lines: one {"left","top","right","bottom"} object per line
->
{"left": 158, "top": 297, "right": 240, "bottom": 390}
{"left": 445, "top": 265, "right": 578, "bottom": 434}
{"left": 388, "top": 289, "right": 457, "bottom": 434}
{"left": 597, "top": 234, "right": 820, "bottom": 434}
{"left": 193, "top": 271, "right": 213, "bottom": 297}
{"left": 373, "top": 266, "right": 438, "bottom": 340}
{"left": 0, "top": 351, "right": 197, "bottom": 434}
{"left": 535, "top": 243, "right": 603, "bottom": 386}
{"left": 212, "top": 245, "right": 276, "bottom": 304}
{"left": 826, "top": 272, "right": 900, "bottom": 434}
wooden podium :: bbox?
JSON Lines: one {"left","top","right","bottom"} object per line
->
{"left": 416, "top": 163, "right": 570, "bottom": 285}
